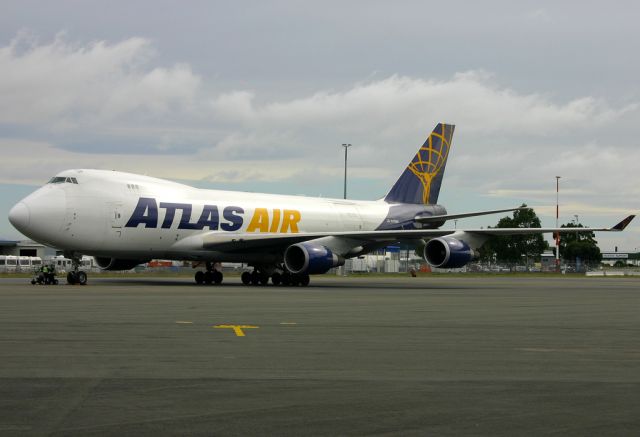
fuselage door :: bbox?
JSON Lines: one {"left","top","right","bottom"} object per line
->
{"left": 330, "top": 201, "right": 364, "bottom": 231}
{"left": 108, "top": 202, "right": 125, "bottom": 237}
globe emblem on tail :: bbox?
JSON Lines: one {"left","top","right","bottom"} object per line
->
{"left": 406, "top": 125, "right": 452, "bottom": 204}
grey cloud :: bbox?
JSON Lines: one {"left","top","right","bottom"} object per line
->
{"left": 0, "top": 33, "right": 200, "bottom": 127}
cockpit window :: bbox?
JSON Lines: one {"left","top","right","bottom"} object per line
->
{"left": 48, "top": 176, "right": 78, "bottom": 184}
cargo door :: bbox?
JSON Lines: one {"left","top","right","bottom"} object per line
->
{"left": 330, "top": 201, "right": 364, "bottom": 231}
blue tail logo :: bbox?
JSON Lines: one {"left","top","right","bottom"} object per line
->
{"left": 384, "top": 123, "right": 454, "bottom": 205}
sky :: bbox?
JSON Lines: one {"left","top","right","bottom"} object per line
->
{"left": 1, "top": 0, "right": 639, "bottom": 251}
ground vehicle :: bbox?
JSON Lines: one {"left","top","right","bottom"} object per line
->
{"left": 31, "top": 266, "right": 59, "bottom": 285}
{"left": 0, "top": 255, "right": 18, "bottom": 273}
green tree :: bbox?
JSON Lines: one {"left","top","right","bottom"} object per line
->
{"left": 558, "top": 222, "right": 602, "bottom": 266}
{"left": 481, "top": 204, "right": 547, "bottom": 267}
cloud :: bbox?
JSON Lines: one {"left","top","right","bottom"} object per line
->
{"left": 0, "top": 32, "right": 200, "bottom": 129}
{"left": 209, "top": 72, "right": 635, "bottom": 136}
{"left": 0, "top": 139, "right": 304, "bottom": 186}
{"left": 3, "top": 33, "right": 634, "bottom": 155}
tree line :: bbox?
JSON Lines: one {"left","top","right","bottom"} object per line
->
{"left": 478, "top": 204, "right": 602, "bottom": 267}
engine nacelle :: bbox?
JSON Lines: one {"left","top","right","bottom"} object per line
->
{"left": 284, "top": 242, "right": 345, "bottom": 275}
{"left": 424, "top": 237, "right": 475, "bottom": 269}
{"left": 94, "top": 257, "right": 146, "bottom": 271}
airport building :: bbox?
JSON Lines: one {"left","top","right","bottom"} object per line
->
{"left": 0, "top": 238, "right": 52, "bottom": 258}
{"left": 602, "top": 251, "right": 638, "bottom": 266}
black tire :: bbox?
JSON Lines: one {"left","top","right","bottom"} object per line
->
{"left": 213, "top": 271, "right": 223, "bottom": 285}
{"left": 67, "top": 272, "right": 77, "bottom": 285}
{"left": 195, "top": 271, "right": 204, "bottom": 285}
{"left": 271, "top": 272, "right": 282, "bottom": 286}
{"left": 31, "top": 280, "right": 36, "bottom": 285}
{"left": 258, "top": 274, "right": 269, "bottom": 286}
{"left": 203, "top": 271, "right": 213, "bottom": 285}
{"left": 77, "top": 271, "right": 88, "bottom": 285}
{"left": 250, "top": 271, "right": 260, "bottom": 286}
{"left": 241, "top": 271, "right": 251, "bottom": 285}
{"left": 300, "top": 274, "right": 310, "bottom": 287}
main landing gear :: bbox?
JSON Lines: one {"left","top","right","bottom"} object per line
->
{"left": 241, "top": 268, "right": 310, "bottom": 287}
{"left": 194, "top": 262, "right": 223, "bottom": 285}
{"left": 66, "top": 255, "right": 88, "bottom": 285}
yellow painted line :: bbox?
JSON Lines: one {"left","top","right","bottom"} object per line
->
{"left": 176, "top": 321, "right": 193, "bottom": 324}
{"left": 213, "top": 325, "right": 259, "bottom": 337}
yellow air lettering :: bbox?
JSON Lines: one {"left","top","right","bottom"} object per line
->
{"left": 247, "top": 208, "right": 269, "bottom": 232}
{"left": 280, "top": 210, "right": 301, "bottom": 233}
{"left": 269, "top": 209, "right": 281, "bottom": 233}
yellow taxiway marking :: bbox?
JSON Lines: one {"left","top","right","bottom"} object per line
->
{"left": 213, "top": 325, "right": 259, "bottom": 337}
{"left": 175, "top": 321, "right": 193, "bottom": 324}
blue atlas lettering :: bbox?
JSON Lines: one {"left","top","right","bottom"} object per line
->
{"left": 194, "top": 205, "right": 220, "bottom": 230}
{"left": 221, "top": 206, "right": 244, "bottom": 231}
{"left": 159, "top": 202, "right": 192, "bottom": 229}
{"left": 126, "top": 198, "right": 245, "bottom": 230}
{"left": 125, "top": 197, "right": 158, "bottom": 228}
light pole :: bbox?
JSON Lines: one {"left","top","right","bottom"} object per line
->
{"left": 342, "top": 143, "right": 352, "bottom": 199}
{"left": 556, "top": 176, "right": 561, "bottom": 272}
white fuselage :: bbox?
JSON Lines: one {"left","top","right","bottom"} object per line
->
{"left": 11, "top": 169, "right": 410, "bottom": 262}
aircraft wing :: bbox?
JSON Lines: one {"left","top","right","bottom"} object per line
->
{"left": 462, "top": 214, "right": 635, "bottom": 236}
{"left": 414, "top": 206, "right": 526, "bottom": 224}
{"left": 172, "top": 215, "right": 635, "bottom": 253}
{"left": 181, "top": 229, "right": 457, "bottom": 252}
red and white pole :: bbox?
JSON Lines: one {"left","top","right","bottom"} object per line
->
{"left": 556, "top": 176, "right": 561, "bottom": 272}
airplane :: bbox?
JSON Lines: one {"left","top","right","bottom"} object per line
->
{"left": 7, "top": 123, "right": 635, "bottom": 286}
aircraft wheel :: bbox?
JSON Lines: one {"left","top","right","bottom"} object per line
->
{"left": 203, "top": 271, "right": 213, "bottom": 285}
{"left": 241, "top": 271, "right": 251, "bottom": 285}
{"left": 250, "top": 271, "right": 260, "bottom": 286}
{"left": 300, "top": 274, "right": 310, "bottom": 287}
{"left": 258, "top": 273, "right": 269, "bottom": 286}
{"left": 195, "top": 271, "right": 204, "bottom": 285}
{"left": 77, "top": 271, "right": 88, "bottom": 285}
{"left": 213, "top": 271, "right": 223, "bottom": 285}
{"left": 67, "top": 272, "right": 77, "bottom": 285}
{"left": 271, "top": 272, "right": 282, "bottom": 286}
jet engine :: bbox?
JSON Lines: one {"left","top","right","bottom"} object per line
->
{"left": 423, "top": 237, "right": 476, "bottom": 269}
{"left": 94, "top": 257, "right": 147, "bottom": 271}
{"left": 284, "top": 242, "right": 345, "bottom": 275}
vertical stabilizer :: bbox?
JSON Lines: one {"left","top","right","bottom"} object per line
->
{"left": 384, "top": 123, "right": 454, "bottom": 205}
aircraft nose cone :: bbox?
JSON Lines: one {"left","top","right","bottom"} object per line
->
{"left": 8, "top": 202, "right": 30, "bottom": 232}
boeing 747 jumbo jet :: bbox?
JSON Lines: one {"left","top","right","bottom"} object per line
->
{"left": 8, "top": 124, "right": 635, "bottom": 286}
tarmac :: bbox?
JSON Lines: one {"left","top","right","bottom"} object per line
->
{"left": 0, "top": 275, "right": 639, "bottom": 436}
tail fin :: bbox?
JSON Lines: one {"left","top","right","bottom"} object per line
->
{"left": 384, "top": 123, "right": 454, "bottom": 205}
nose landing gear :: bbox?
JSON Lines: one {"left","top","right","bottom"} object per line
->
{"left": 66, "top": 255, "right": 88, "bottom": 285}
{"left": 67, "top": 270, "right": 88, "bottom": 285}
